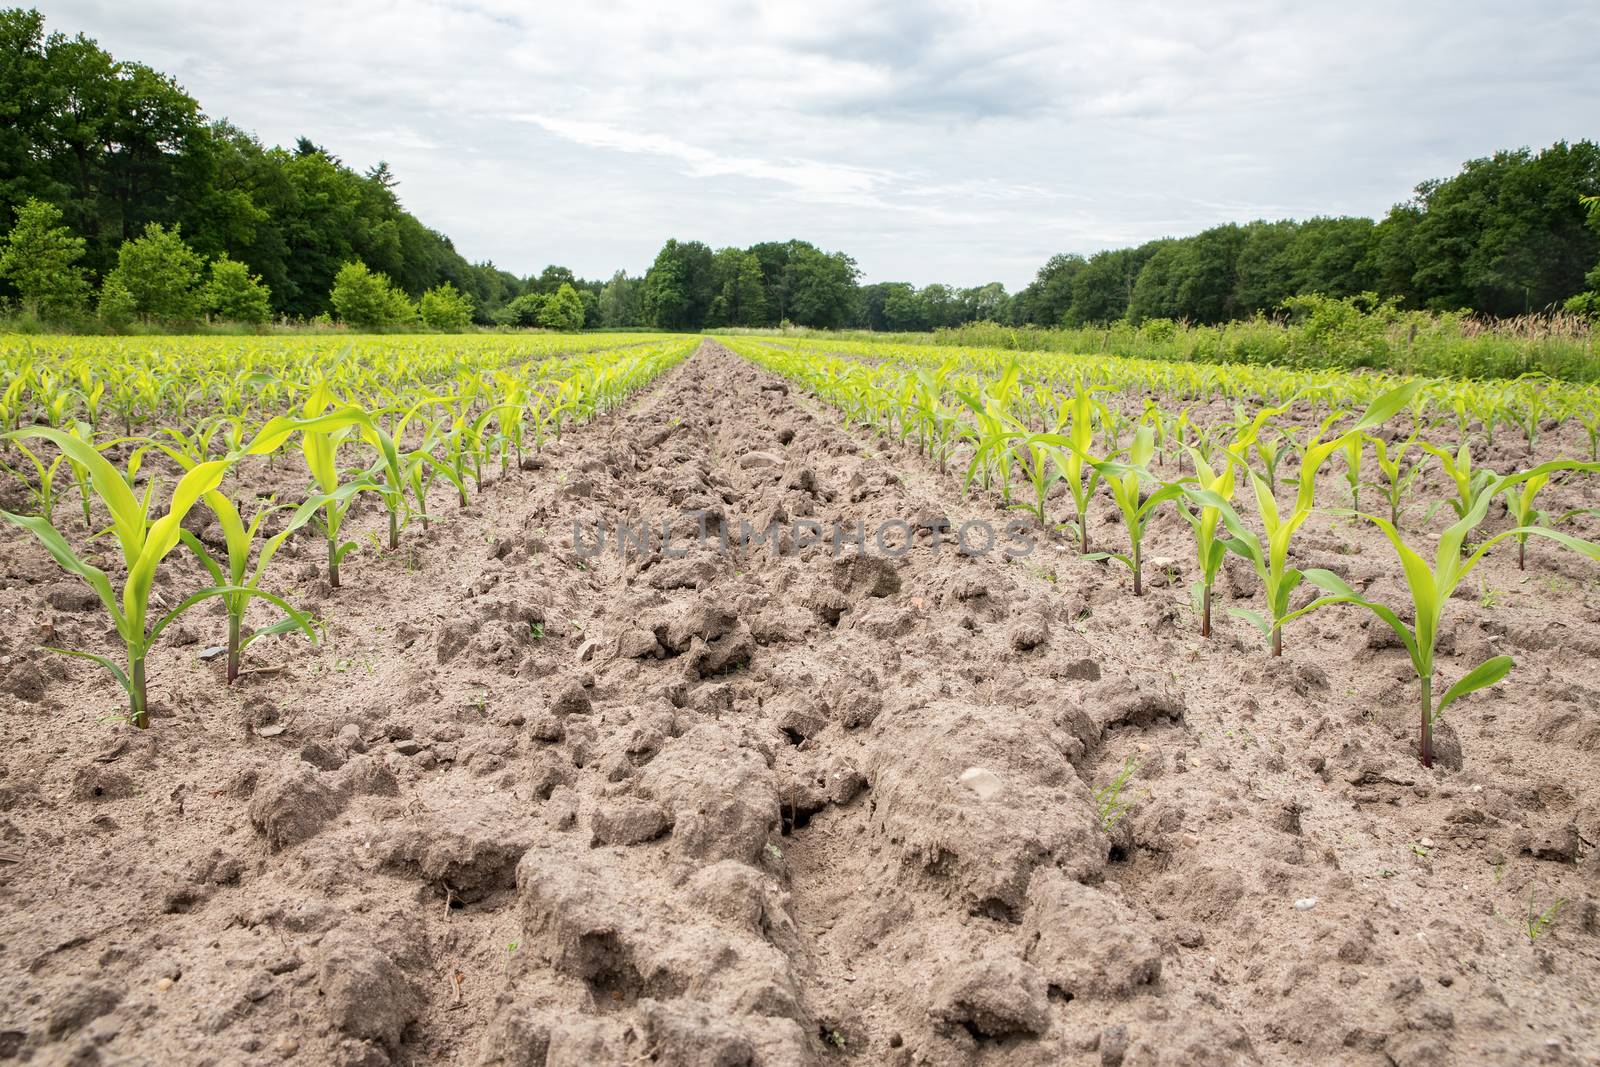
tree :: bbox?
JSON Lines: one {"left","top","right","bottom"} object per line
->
{"left": 960, "top": 282, "right": 1011, "bottom": 324}
{"left": 784, "top": 245, "right": 858, "bottom": 328}
{"left": 880, "top": 283, "right": 926, "bottom": 331}
{"left": 103, "top": 222, "right": 204, "bottom": 321}
{"left": 329, "top": 259, "right": 412, "bottom": 329}
{"left": 201, "top": 255, "right": 271, "bottom": 323}
{"left": 0, "top": 197, "right": 88, "bottom": 318}
{"left": 706, "top": 248, "right": 767, "bottom": 327}
{"left": 0, "top": 11, "right": 490, "bottom": 320}
{"left": 643, "top": 239, "right": 714, "bottom": 329}
{"left": 96, "top": 274, "right": 136, "bottom": 327}
{"left": 1017, "top": 254, "right": 1083, "bottom": 325}
{"left": 499, "top": 291, "right": 546, "bottom": 327}
{"left": 1372, "top": 143, "right": 1600, "bottom": 314}
{"left": 538, "top": 282, "right": 585, "bottom": 331}
{"left": 418, "top": 281, "right": 474, "bottom": 330}
{"left": 642, "top": 247, "right": 690, "bottom": 328}
{"left": 598, "top": 271, "right": 642, "bottom": 327}
{"left": 532, "top": 264, "right": 576, "bottom": 294}
{"left": 1565, "top": 194, "right": 1600, "bottom": 317}
{"left": 1067, "top": 244, "right": 1160, "bottom": 325}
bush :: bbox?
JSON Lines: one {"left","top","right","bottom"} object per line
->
{"left": 329, "top": 260, "right": 414, "bottom": 330}
{"left": 103, "top": 223, "right": 204, "bottom": 323}
{"left": 538, "top": 282, "right": 585, "bottom": 331}
{"left": 499, "top": 291, "right": 546, "bottom": 327}
{"left": 0, "top": 198, "right": 89, "bottom": 320}
{"left": 418, "top": 282, "right": 474, "bottom": 330}
{"left": 202, "top": 257, "right": 273, "bottom": 324}
{"left": 97, "top": 275, "right": 138, "bottom": 328}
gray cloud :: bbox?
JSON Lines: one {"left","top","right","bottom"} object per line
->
{"left": 39, "top": 0, "right": 1600, "bottom": 289}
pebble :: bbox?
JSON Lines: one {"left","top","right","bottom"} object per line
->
{"left": 958, "top": 766, "right": 1004, "bottom": 801}
{"left": 1294, "top": 897, "right": 1318, "bottom": 910}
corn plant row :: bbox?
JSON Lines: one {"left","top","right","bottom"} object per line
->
{"left": 721, "top": 336, "right": 1600, "bottom": 770}
{"left": 0, "top": 332, "right": 674, "bottom": 436}
{"left": 753, "top": 336, "right": 1600, "bottom": 459}
{"left": 0, "top": 338, "right": 695, "bottom": 728}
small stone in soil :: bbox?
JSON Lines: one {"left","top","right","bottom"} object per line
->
{"left": 959, "top": 767, "right": 1004, "bottom": 801}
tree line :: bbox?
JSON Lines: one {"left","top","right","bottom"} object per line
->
{"left": 1013, "top": 141, "right": 1600, "bottom": 328}
{"left": 629, "top": 142, "right": 1600, "bottom": 331}
{"left": 2, "top": 6, "right": 1597, "bottom": 333}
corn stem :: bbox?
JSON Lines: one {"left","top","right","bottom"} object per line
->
{"left": 130, "top": 657, "right": 148, "bottom": 729}
{"left": 226, "top": 613, "right": 241, "bottom": 684}
{"left": 1420, "top": 673, "right": 1433, "bottom": 768}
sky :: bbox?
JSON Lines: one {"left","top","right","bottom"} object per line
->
{"left": 39, "top": 1, "right": 1600, "bottom": 290}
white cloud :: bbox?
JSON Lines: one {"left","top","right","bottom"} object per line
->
{"left": 38, "top": 0, "right": 1600, "bottom": 288}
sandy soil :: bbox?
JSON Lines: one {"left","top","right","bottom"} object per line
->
{"left": 1, "top": 340, "right": 1598, "bottom": 1067}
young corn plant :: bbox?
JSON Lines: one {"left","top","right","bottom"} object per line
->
{"left": 1340, "top": 433, "right": 1364, "bottom": 511}
{"left": 0, "top": 427, "right": 268, "bottom": 728}
{"left": 1422, "top": 439, "right": 1498, "bottom": 525}
{"left": 1251, "top": 427, "right": 1294, "bottom": 495}
{"left": 1501, "top": 463, "right": 1600, "bottom": 570}
{"left": 1200, "top": 382, "right": 1423, "bottom": 656}
{"left": 974, "top": 424, "right": 1064, "bottom": 527}
{"left": 0, "top": 438, "right": 65, "bottom": 523}
{"left": 1306, "top": 462, "right": 1600, "bottom": 767}
{"left": 357, "top": 405, "right": 428, "bottom": 551}
{"left": 1080, "top": 427, "right": 1189, "bottom": 596}
{"left": 180, "top": 487, "right": 355, "bottom": 683}
{"left": 298, "top": 386, "right": 383, "bottom": 587}
{"left": 1370, "top": 429, "right": 1426, "bottom": 527}
{"left": 953, "top": 366, "right": 1024, "bottom": 504}
{"left": 1177, "top": 450, "right": 1231, "bottom": 637}
{"left": 404, "top": 422, "right": 468, "bottom": 533}
{"left": 1173, "top": 405, "right": 1285, "bottom": 636}
{"left": 1057, "top": 386, "right": 1107, "bottom": 553}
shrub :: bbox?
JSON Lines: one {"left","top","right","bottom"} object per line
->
{"left": 538, "top": 282, "right": 585, "bottom": 331}
{"left": 499, "top": 292, "right": 546, "bottom": 327}
{"left": 329, "top": 260, "right": 414, "bottom": 330}
{"left": 418, "top": 282, "right": 474, "bottom": 330}
{"left": 202, "top": 257, "right": 273, "bottom": 324}
{"left": 96, "top": 275, "right": 138, "bottom": 328}
{"left": 0, "top": 198, "right": 89, "bottom": 320}
{"left": 103, "top": 223, "right": 204, "bottom": 323}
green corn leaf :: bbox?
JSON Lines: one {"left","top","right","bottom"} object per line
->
{"left": 1, "top": 507, "right": 122, "bottom": 625}
{"left": 1228, "top": 607, "right": 1273, "bottom": 636}
{"left": 1436, "top": 656, "right": 1514, "bottom": 717}
{"left": 43, "top": 645, "right": 133, "bottom": 692}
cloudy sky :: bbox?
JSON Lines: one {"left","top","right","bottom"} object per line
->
{"left": 42, "top": 1, "right": 1600, "bottom": 289}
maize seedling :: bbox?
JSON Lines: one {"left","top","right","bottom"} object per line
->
{"left": 1202, "top": 382, "right": 1424, "bottom": 655}
{"left": 1306, "top": 462, "right": 1600, "bottom": 767}
{"left": 1499, "top": 462, "right": 1600, "bottom": 570}
{"left": 179, "top": 484, "right": 363, "bottom": 683}
{"left": 1, "top": 427, "right": 264, "bottom": 727}
{"left": 295, "top": 385, "right": 385, "bottom": 587}
{"left": 1080, "top": 427, "right": 1189, "bottom": 596}
{"left": 1369, "top": 428, "right": 1426, "bottom": 528}
{"left": 1174, "top": 404, "right": 1286, "bottom": 636}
